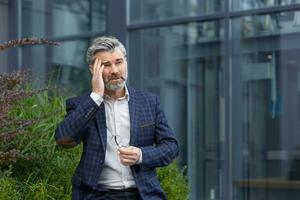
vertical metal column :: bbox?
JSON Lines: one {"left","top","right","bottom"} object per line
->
{"left": 107, "top": 0, "right": 126, "bottom": 45}
{"left": 223, "top": 0, "right": 233, "bottom": 200}
{"left": 17, "top": 0, "right": 22, "bottom": 70}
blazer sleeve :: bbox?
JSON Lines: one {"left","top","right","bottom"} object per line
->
{"left": 139, "top": 96, "right": 179, "bottom": 169}
{"left": 54, "top": 95, "right": 100, "bottom": 147}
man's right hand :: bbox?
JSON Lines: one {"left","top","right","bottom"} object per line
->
{"left": 91, "top": 58, "right": 104, "bottom": 96}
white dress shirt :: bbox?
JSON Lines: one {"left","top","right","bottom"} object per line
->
{"left": 90, "top": 86, "right": 141, "bottom": 189}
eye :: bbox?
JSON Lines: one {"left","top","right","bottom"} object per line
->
{"left": 116, "top": 60, "right": 123, "bottom": 65}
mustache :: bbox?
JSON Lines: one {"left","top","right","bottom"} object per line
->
{"left": 107, "top": 75, "right": 126, "bottom": 81}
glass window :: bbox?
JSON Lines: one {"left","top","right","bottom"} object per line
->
{"left": 22, "top": 40, "right": 90, "bottom": 95}
{"left": 129, "top": 20, "right": 225, "bottom": 200}
{"left": 0, "top": 0, "right": 8, "bottom": 72}
{"left": 231, "top": 11, "right": 300, "bottom": 200}
{"left": 239, "top": 11, "right": 300, "bottom": 37}
{"left": 232, "top": 0, "right": 300, "bottom": 11}
{"left": 128, "top": 0, "right": 223, "bottom": 24}
{"left": 22, "top": 0, "right": 106, "bottom": 37}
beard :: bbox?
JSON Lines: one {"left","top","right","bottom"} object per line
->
{"left": 105, "top": 80, "right": 125, "bottom": 91}
{"left": 104, "top": 72, "right": 127, "bottom": 91}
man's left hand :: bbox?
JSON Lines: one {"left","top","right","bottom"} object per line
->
{"left": 118, "top": 146, "right": 141, "bottom": 166}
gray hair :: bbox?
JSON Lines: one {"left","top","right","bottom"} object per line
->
{"left": 86, "top": 36, "right": 127, "bottom": 64}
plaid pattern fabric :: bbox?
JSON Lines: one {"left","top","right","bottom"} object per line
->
{"left": 55, "top": 86, "right": 179, "bottom": 200}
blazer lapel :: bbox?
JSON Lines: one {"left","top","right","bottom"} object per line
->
{"left": 128, "top": 87, "right": 139, "bottom": 146}
{"left": 95, "top": 102, "right": 107, "bottom": 150}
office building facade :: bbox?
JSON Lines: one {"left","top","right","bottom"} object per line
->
{"left": 1, "top": 0, "right": 300, "bottom": 199}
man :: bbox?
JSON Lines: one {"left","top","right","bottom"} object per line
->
{"left": 55, "top": 36, "right": 179, "bottom": 200}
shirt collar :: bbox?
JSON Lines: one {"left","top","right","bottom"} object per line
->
{"left": 103, "top": 85, "right": 130, "bottom": 101}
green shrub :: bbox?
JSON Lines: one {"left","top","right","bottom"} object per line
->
{"left": 0, "top": 168, "right": 21, "bottom": 200}
{"left": 0, "top": 39, "right": 59, "bottom": 167}
{"left": 158, "top": 162, "right": 189, "bottom": 200}
{"left": 9, "top": 90, "right": 80, "bottom": 199}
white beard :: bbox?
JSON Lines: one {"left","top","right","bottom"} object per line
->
{"left": 105, "top": 71, "right": 128, "bottom": 91}
{"left": 105, "top": 80, "right": 126, "bottom": 91}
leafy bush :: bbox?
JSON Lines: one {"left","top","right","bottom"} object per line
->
{"left": 0, "top": 38, "right": 58, "bottom": 166}
{"left": 0, "top": 71, "right": 37, "bottom": 166}
{"left": 0, "top": 85, "right": 79, "bottom": 199}
{"left": 158, "top": 162, "right": 189, "bottom": 200}
{"left": 0, "top": 167, "right": 21, "bottom": 200}
{"left": 18, "top": 90, "right": 82, "bottom": 198}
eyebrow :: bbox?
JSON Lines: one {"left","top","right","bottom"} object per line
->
{"left": 102, "top": 58, "right": 124, "bottom": 64}
{"left": 101, "top": 61, "right": 110, "bottom": 65}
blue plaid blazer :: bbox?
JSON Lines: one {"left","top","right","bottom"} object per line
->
{"left": 55, "top": 86, "right": 179, "bottom": 200}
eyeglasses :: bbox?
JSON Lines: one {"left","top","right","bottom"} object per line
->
{"left": 110, "top": 135, "right": 123, "bottom": 148}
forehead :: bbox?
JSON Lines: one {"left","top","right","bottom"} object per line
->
{"left": 93, "top": 48, "right": 125, "bottom": 61}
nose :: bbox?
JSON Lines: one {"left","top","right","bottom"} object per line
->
{"left": 110, "top": 64, "right": 118, "bottom": 73}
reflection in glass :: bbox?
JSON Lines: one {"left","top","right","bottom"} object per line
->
{"left": 50, "top": 40, "right": 90, "bottom": 94}
{"left": 232, "top": 11, "right": 300, "bottom": 200}
{"left": 128, "top": 0, "right": 223, "bottom": 24}
{"left": 22, "top": 0, "right": 106, "bottom": 37}
{"left": 237, "top": 11, "right": 300, "bottom": 37}
{"left": 0, "top": 0, "right": 8, "bottom": 72}
{"left": 21, "top": 40, "right": 90, "bottom": 95}
{"left": 129, "top": 20, "right": 224, "bottom": 200}
{"left": 232, "top": 0, "right": 300, "bottom": 11}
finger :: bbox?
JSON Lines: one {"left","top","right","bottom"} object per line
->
{"left": 96, "top": 60, "right": 103, "bottom": 80}
{"left": 119, "top": 151, "right": 138, "bottom": 158}
{"left": 118, "top": 150, "right": 134, "bottom": 156}
{"left": 99, "top": 63, "right": 104, "bottom": 80}
{"left": 93, "top": 58, "right": 98, "bottom": 69}
{"left": 119, "top": 151, "right": 137, "bottom": 159}
{"left": 96, "top": 59, "right": 102, "bottom": 77}
{"left": 93, "top": 58, "right": 99, "bottom": 77}
{"left": 118, "top": 147, "right": 136, "bottom": 154}
{"left": 120, "top": 158, "right": 136, "bottom": 166}
{"left": 95, "top": 58, "right": 101, "bottom": 67}
{"left": 119, "top": 154, "right": 137, "bottom": 160}
{"left": 96, "top": 59, "right": 101, "bottom": 69}
{"left": 120, "top": 156, "right": 136, "bottom": 162}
